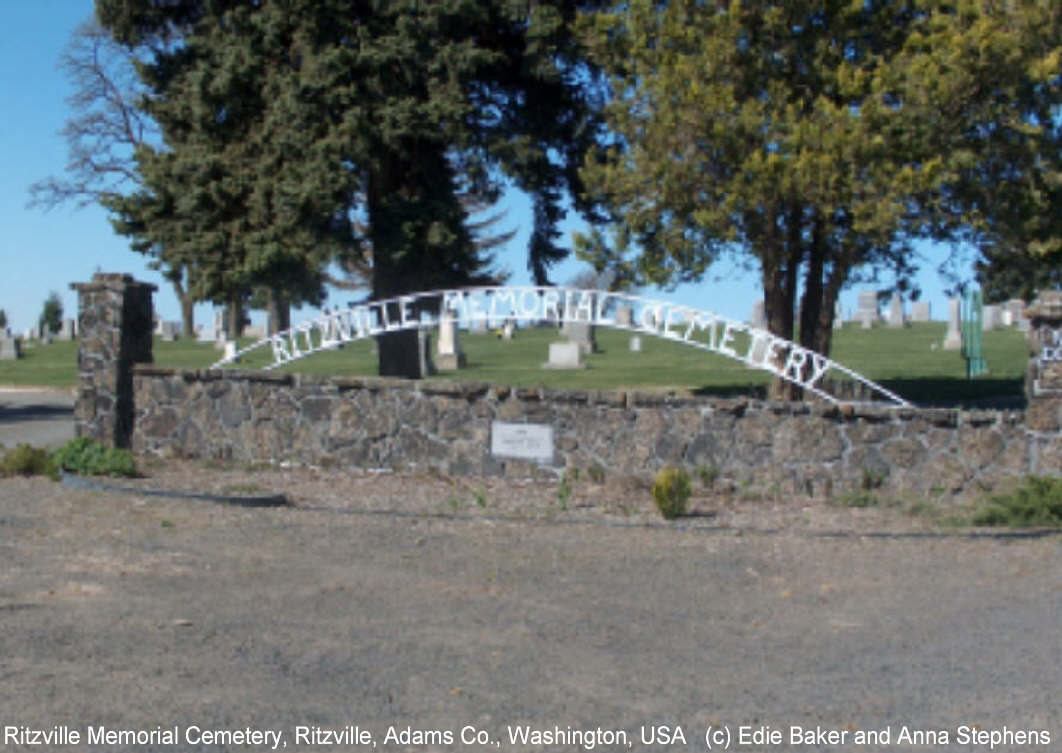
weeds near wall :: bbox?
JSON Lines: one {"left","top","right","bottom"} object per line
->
{"left": 971, "top": 477, "right": 1062, "bottom": 528}
{"left": 52, "top": 437, "right": 137, "bottom": 478}
{"left": 0, "top": 444, "right": 59, "bottom": 480}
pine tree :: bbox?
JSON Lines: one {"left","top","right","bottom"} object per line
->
{"left": 98, "top": 0, "right": 604, "bottom": 373}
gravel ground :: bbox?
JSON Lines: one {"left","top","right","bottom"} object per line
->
{"left": 0, "top": 387, "right": 75, "bottom": 450}
{"left": 0, "top": 467, "right": 1059, "bottom": 753}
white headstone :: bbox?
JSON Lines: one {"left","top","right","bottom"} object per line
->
{"left": 435, "top": 316, "right": 466, "bottom": 370}
{"left": 615, "top": 304, "right": 632, "bottom": 327}
{"left": 629, "top": 335, "right": 642, "bottom": 352}
{"left": 562, "top": 320, "right": 596, "bottom": 355}
{"left": 0, "top": 336, "right": 20, "bottom": 360}
{"left": 1006, "top": 299, "right": 1027, "bottom": 330}
{"left": 160, "top": 321, "right": 178, "bottom": 342}
{"left": 58, "top": 318, "right": 76, "bottom": 341}
{"left": 982, "top": 304, "right": 1001, "bottom": 331}
{"left": 856, "top": 290, "right": 880, "bottom": 325}
{"left": 910, "top": 301, "right": 931, "bottom": 323}
{"left": 943, "top": 297, "right": 962, "bottom": 350}
{"left": 196, "top": 324, "right": 213, "bottom": 342}
{"left": 833, "top": 300, "right": 843, "bottom": 330}
{"left": 543, "top": 341, "right": 584, "bottom": 369}
{"left": 501, "top": 321, "right": 515, "bottom": 340}
{"left": 887, "top": 293, "right": 904, "bottom": 328}
{"left": 223, "top": 340, "right": 238, "bottom": 361}
{"left": 213, "top": 309, "right": 226, "bottom": 340}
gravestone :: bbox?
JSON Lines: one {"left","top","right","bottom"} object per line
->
{"left": 0, "top": 336, "right": 20, "bottom": 360}
{"left": 942, "top": 297, "right": 962, "bottom": 350}
{"left": 629, "top": 335, "right": 642, "bottom": 352}
{"left": 223, "top": 340, "right": 238, "bottom": 362}
{"left": 562, "top": 320, "right": 596, "bottom": 355}
{"left": 214, "top": 331, "right": 229, "bottom": 350}
{"left": 160, "top": 321, "right": 178, "bottom": 342}
{"left": 615, "top": 304, "right": 632, "bottom": 327}
{"left": 910, "top": 301, "right": 931, "bottom": 323}
{"left": 887, "top": 293, "right": 905, "bottom": 328}
{"left": 58, "top": 318, "right": 76, "bottom": 341}
{"left": 1007, "top": 299, "right": 1028, "bottom": 331}
{"left": 501, "top": 320, "right": 515, "bottom": 340}
{"left": 543, "top": 341, "right": 584, "bottom": 369}
{"left": 23, "top": 327, "right": 35, "bottom": 341}
{"left": 435, "top": 316, "right": 466, "bottom": 370}
{"left": 856, "top": 290, "right": 880, "bottom": 328}
{"left": 833, "top": 300, "right": 843, "bottom": 330}
{"left": 750, "top": 300, "right": 767, "bottom": 330}
{"left": 982, "top": 304, "right": 1001, "bottom": 332}
{"left": 470, "top": 318, "right": 488, "bottom": 334}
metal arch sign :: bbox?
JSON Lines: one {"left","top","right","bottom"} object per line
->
{"left": 211, "top": 285, "right": 911, "bottom": 406}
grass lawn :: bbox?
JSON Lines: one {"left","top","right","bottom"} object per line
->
{"left": 0, "top": 322, "right": 1029, "bottom": 406}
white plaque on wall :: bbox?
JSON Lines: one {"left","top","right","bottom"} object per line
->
{"left": 490, "top": 421, "right": 554, "bottom": 463}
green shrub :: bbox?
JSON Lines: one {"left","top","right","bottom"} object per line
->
{"left": 971, "top": 477, "right": 1062, "bottom": 528}
{"left": 697, "top": 463, "right": 719, "bottom": 487}
{"left": 652, "top": 467, "right": 691, "bottom": 520}
{"left": 51, "top": 437, "right": 137, "bottom": 478}
{"left": 557, "top": 474, "right": 572, "bottom": 510}
{"left": 0, "top": 444, "right": 59, "bottom": 480}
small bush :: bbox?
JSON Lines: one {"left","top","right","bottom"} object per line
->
{"left": 51, "top": 437, "right": 137, "bottom": 478}
{"left": 831, "top": 490, "right": 879, "bottom": 508}
{"left": 0, "top": 444, "right": 59, "bottom": 480}
{"left": 652, "top": 467, "right": 691, "bottom": 520}
{"left": 971, "top": 477, "right": 1062, "bottom": 528}
{"left": 861, "top": 469, "right": 886, "bottom": 490}
{"left": 557, "top": 474, "right": 572, "bottom": 510}
{"left": 697, "top": 463, "right": 719, "bottom": 487}
{"left": 587, "top": 463, "right": 606, "bottom": 484}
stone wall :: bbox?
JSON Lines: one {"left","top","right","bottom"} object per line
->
{"left": 131, "top": 367, "right": 1056, "bottom": 498}
{"left": 70, "top": 274, "right": 156, "bottom": 447}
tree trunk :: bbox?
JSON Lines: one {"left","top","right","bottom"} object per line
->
{"left": 759, "top": 205, "right": 802, "bottom": 401}
{"left": 168, "top": 265, "right": 196, "bottom": 339}
{"left": 225, "top": 297, "right": 245, "bottom": 340}
{"left": 799, "top": 212, "right": 825, "bottom": 355}
{"left": 266, "top": 288, "right": 291, "bottom": 335}
{"left": 765, "top": 205, "right": 805, "bottom": 401}
{"left": 367, "top": 149, "right": 438, "bottom": 379}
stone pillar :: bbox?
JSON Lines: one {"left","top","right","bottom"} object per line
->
{"left": 70, "top": 273, "right": 157, "bottom": 448}
{"left": 1024, "top": 291, "right": 1062, "bottom": 430}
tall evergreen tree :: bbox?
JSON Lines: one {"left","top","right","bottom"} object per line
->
{"left": 98, "top": 0, "right": 604, "bottom": 373}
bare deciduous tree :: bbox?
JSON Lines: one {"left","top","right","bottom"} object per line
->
{"left": 29, "top": 20, "right": 198, "bottom": 336}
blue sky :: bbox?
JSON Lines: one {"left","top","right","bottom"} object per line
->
{"left": 1, "top": 1, "right": 965, "bottom": 336}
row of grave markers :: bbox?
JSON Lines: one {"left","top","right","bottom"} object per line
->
{"left": 749, "top": 292, "right": 1028, "bottom": 342}
{"left": 0, "top": 319, "right": 79, "bottom": 361}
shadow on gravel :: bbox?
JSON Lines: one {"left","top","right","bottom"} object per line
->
{"left": 0, "top": 403, "right": 73, "bottom": 423}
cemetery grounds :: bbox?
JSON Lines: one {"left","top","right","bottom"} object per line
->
{"left": 0, "top": 323, "right": 1059, "bottom": 749}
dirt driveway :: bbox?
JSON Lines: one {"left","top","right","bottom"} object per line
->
{"left": 0, "top": 470, "right": 1059, "bottom": 752}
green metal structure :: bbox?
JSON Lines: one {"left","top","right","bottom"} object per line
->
{"left": 961, "top": 289, "right": 988, "bottom": 378}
